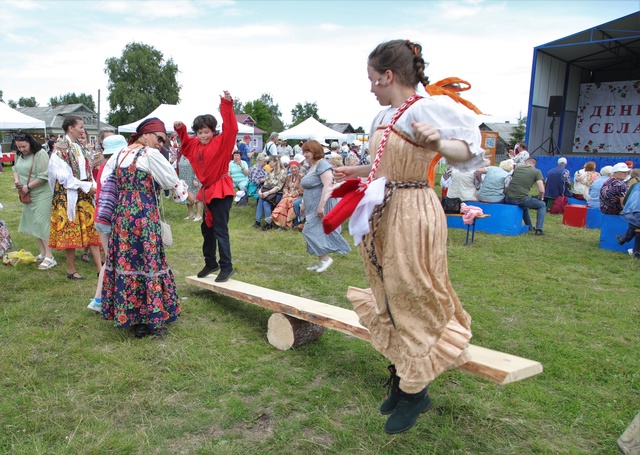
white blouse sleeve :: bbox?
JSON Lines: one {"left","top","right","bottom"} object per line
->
{"left": 145, "top": 148, "right": 189, "bottom": 203}
{"left": 383, "top": 96, "right": 486, "bottom": 172}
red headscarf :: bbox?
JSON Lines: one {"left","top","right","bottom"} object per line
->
{"left": 128, "top": 117, "right": 167, "bottom": 145}
{"left": 289, "top": 160, "right": 300, "bottom": 168}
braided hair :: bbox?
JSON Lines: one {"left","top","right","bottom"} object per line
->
{"left": 368, "top": 39, "right": 430, "bottom": 88}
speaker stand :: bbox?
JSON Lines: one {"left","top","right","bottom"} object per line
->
{"left": 532, "top": 116, "right": 559, "bottom": 156}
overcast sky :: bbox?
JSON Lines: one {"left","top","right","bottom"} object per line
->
{"left": 1, "top": 0, "right": 638, "bottom": 132}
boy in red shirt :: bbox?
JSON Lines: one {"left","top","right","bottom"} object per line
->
{"left": 174, "top": 91, "right": 238, "bottom": 282}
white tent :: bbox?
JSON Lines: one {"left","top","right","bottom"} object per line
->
{"left": 0, "top": 102, "right": 46, "bottom": 130}
{"left": 278, "top": 117, "right": 348, "bottom": 142}
{"left": 118, "top": 104, "right": 253, "bottom": 134}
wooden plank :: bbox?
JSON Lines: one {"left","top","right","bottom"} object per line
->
{"left": 187, "top": 275, "right": 371, "bottom": 340}
{"left": 186, "top": 275, "right": 542, "bottom": 385}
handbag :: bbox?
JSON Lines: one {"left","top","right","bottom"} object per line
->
{"left": 441, "top": 196, "right": 462, "bottom": 214}
{"left": 147, "top": 150, "right": 173, "bottom": 247}
{"left": 261, "top": 184, "right": 278, "bottom": 206}
{"left": 549, "top": 195, "right": 568, "bottom": 214}
{"left": 18, "top": 154, "right": 35, "bottom": 204}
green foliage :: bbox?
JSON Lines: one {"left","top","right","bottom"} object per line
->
{"left": 242, "top": 93, "right": 284, "bottom": 137}
{"left": 290, "top": 101, "right": 325, "bottom": 126}
{"left": 354, "top": 126, "right": 365, "bottom": 133}
{"left": 8, "top": 96, "right": 38, "bottom": 108}
{"left": 0, "top": 90, "right": 3, "bottom": 102}
{"left": 511, "top": 114, "right": 527, "bottom": 146}
{"left": 232, "top": 97, "right": 244, "bottom": 114}
{"left": 49, "top": 92, "right": 96, "bottom": 111}
{"left": 0, "top": 172, "right": 638, "bottom": 454}
{"left": 104, "top": 42, "right": 181, "bottom": 127}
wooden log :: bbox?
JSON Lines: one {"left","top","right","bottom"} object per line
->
{"left": 267, "top": 313, "right": 325, "bottom": 350}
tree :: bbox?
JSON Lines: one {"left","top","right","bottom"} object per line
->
{"left": 242, "top": 93, "right": 284, "bottom": 135}
{"left": 510, "top": 114, "right": 527, "bottom": 146}
{"left": 0, "top": 90, "right": 3, "bottom": 102}
{"left": 233, "top": 97, "right": 244, "bottom": 114}
{"left": 104, "top": 42, "right": 181, "bottom": 126}
{"left": 290, "top": 101, "right": 325, "bottom": 126}
{"left": 50, "top": 93, "right": 95, "bottom": 111}
{"left": 354, "top": 126, "right": 365, "bottom": 133}
{"left": 8, "top": 96, "right": 38, "bottom": 108}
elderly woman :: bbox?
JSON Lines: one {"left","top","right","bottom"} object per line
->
{"left": 99, "top": 118, "right": 190, "bottom": 338}
{"left": 573, "top": 161, "right": 600, "bottom": 200}
{"left": 300, "top": 140, "right": 350, "bottom": 272}
{"left": 600, "top": 162, "right": 630, "bottom": 215}
{"left": 587, "top": 166, "right": 612, "bottom": 209}
{"left": 272, "top": 160, "right": 304, "bottom": 229}
{"left": 247, "top": 152, "right": 268, "bottom": 203}
{"left": 12, "top": 132, "right": 55, "bottom": 269}
{"left": 475, "top": 159, "right": 513, "bottom": 203}
{"left": 255, "top": 155, "right": 287, "bottom": 230}
{"left": 229, "top": 150, "right": 249, "bottom": 192}
{"left": 48, "top": 115, "right": 102, "bottom": 280}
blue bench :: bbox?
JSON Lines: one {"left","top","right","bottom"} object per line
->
{"left": 599, "top": 214, "right": 630, "bottom": 253}
{"left": 586, "top": 208, "right": 603, "bottom": 229}
{"left": 446, "top": 202, "right": 529, "bottom": 236}
{"left": 568, "top": 197, "right": 587, "bottom": 205}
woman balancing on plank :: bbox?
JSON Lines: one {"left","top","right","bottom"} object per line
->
{"left": 332, "top": 39, "right": 484, "bottom": 434}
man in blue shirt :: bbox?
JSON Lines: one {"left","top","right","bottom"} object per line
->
{"left": 238, "top": 134, "right": 253, "bottom": 168}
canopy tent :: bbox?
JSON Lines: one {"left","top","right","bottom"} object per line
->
{"left": 0, "top": 102, "right": 46, "bottom": 131}
{"left": 278, "top": 117, "right": 348, "bottom": 142}
{"left": 118, "top": 104, "right": 253, "bottom": 134}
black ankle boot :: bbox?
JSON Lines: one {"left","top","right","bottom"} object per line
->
{"left": 384, "top": 385, "right": 432, "bottom": 434}
{"left": 380, "top": 365, "right": 400, "bottom": 415}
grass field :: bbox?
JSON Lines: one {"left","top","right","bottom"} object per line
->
{"left": 0, "top": 168, "right": 638, "bottom": 454}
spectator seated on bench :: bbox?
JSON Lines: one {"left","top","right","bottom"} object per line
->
{"left": 475, "top": 159, "right": 514, "bottom": 204}
{"left": 247, "top": 152, "right": 268, "bottom": 200}
{"left": 447, "top": 168, "right": 478, "bottom": 202}
{"left": 446, "top": 201, "right": 529, "bottom": 236}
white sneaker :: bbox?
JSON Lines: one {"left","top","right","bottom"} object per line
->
{"left": 184, "top": 215, "right": 194, "bottom": 220}
{"left": 306, "top": 263, "right": 320, "bottom": 271}
{"left": 316, "top": 257, "right": 333, "bottom": 273}
{"left": 193, "top": 216, "right": 203, "bottom": 222}
{"left": 87, "top": 298, "right": 101, "bottom": 312}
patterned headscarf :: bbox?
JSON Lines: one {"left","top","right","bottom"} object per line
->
{"left": 128, "top": 117, "right": 167, "bottom": 145}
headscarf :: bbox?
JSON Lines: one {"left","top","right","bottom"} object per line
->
{"left": 128, "top": 117, "right": 167, "bottom": 145}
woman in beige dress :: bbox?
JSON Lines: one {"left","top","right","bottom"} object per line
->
{"left": 335, "top": 39, "right": 484, "bottom": 434}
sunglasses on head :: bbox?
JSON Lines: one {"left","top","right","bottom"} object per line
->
{"left": 13, "top": 133, "right": 27, "bottom": 141}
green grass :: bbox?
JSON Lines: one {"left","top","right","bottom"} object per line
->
{"left": 0, "top": 169, "right": 638, "bottom": 454}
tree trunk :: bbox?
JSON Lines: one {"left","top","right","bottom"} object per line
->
{"left": 267, "top": 313, "right": 324, "bottom": 350}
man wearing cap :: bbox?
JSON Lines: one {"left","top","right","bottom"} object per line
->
{"left": 544, "top": 157, "right": 572, "bottom": 211}
{"left": 600, "top": 163, "right": 630, "bottom": 215}
{"left": 238, "top": 134, "right": 253, "bottom": 168}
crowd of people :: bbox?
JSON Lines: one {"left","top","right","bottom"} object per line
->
{"left": 3, "top": 37, "right": 640, "bottom": 437}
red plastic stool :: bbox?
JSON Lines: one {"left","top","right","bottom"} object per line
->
{"left": 563, "top": 204, "right": 587, "bottom": 228}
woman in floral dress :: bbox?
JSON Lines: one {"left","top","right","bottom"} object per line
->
{"left": 99, "top": 118, "right": 189, "bottom": 338}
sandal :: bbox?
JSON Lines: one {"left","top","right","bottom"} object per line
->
{"left": 81, "top": 253, "right": 91, "bottom": 263}
{"left": 66, "top": 271, "right": 85, "bottom": 280}
{"left": 35, "top": 254, "right": 45, "bottom": 262}
{"left": 38, "top": 257, "right": 57, "bottom": 270}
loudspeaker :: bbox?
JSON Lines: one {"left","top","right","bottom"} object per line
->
{"left": 548, "top": 96, "right": 563, "bottom": 117}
